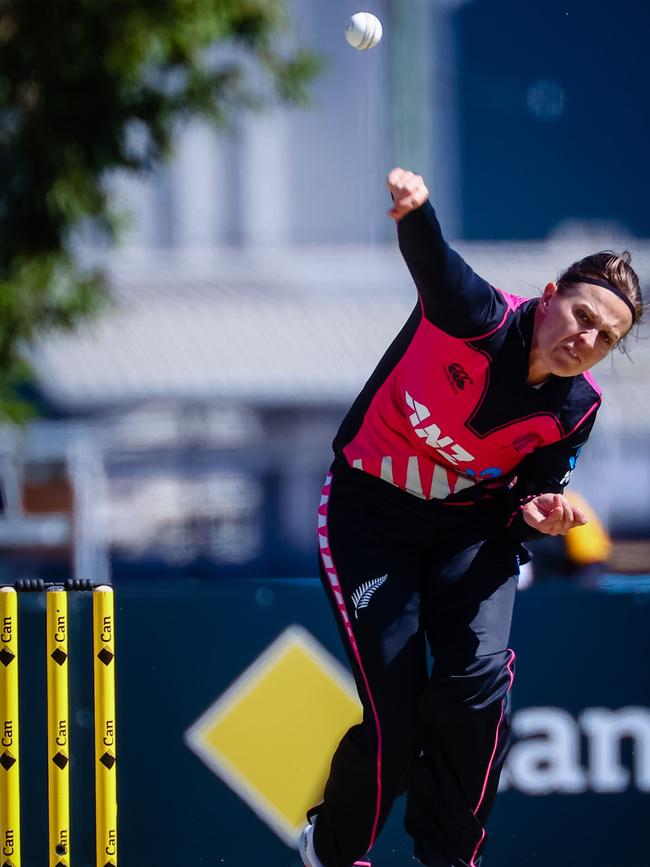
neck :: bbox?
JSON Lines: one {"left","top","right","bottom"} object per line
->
{"left": 527, "top": 351, "right": 551, "bottom": 385}
{"left": 527, "top": 304, "right": 552, "bottom": 385}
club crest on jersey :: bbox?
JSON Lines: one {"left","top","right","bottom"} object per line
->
{"left": 405, "top": 391, "right": 475, "bottom": 466}
{"left": 445, "top": 362, "right": 473, "bottom": 393}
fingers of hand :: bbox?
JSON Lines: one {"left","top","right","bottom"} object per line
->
{"left": 572, "top": 505, "right": 589, "bottom": 525}
{"left": 386, "top": 167, "right": 428, "bottom": 219}
{"left": 536, "top": 505, "right": 567, "bottom": 535}
{"left": 522, "top": 500, "right": 545, "bottom": 527}
{"left": 555, "top": 498, "right": 575, "bottom": 531}
{"left": 552, "top": 495, "right": 590, "bottom": 533}
{"left": 523, "top": 494, "right": 588, "bottom": 535}
{"left": 388, "top": 201, "right": 422, "bottom": 220}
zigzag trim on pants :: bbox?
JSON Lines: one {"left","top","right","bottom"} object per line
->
{"left": 469, "top": 648, "right": 516, "bottom": 867}
{"left": 317, "top": 473, "right": 383, "bottom": 854}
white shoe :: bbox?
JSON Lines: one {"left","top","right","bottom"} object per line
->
{"left": 299, "top": 820, "right": 373, "bottom": 867}
{"left": 299, "top": 822, "right": 325, "bottom": 867}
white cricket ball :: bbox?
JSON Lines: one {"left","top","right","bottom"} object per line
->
{"left": 345, "top": 12, "right": 383, "bottom": 50}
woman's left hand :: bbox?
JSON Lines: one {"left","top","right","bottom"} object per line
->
{"left": 522, "top": 493, "right": 588, "bottom": 536}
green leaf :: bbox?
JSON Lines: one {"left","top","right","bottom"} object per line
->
{"left": 0, "top": 0, "right": 321, "bottom": 418}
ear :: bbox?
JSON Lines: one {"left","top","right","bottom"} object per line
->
{"left": 541, "top": 282, "right": 557, "bottom": 312}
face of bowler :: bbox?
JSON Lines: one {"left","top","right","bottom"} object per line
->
{"left": 528, "top": 281, "right": 633, "bottom": 383}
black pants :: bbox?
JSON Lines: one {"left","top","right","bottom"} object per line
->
{"left": 313, "top": 470, "right": 519, "bottom": 867}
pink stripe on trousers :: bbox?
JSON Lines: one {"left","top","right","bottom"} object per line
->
{"left": 469, "top": 648, "right": 516, "bottom": 867}
{"left": 317, "top": 473, "right": 383, "bottom": 854}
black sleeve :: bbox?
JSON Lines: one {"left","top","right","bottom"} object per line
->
{"left": 397, "top": 202, "right": 507, "bottom": 337}
{"left": 505, "top": 411, "right": 599, "bottom": 542}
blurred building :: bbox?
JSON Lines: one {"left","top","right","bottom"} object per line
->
{"left": 2, "top": 240, "right": 649, "bottom": 581}
{"left": 1, "top": 0, "right": 648, "bottom": 582}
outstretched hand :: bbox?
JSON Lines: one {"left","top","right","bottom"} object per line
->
{"left": 522, "top": 493, "right": 588, "bottom": 536}
{"left": 387, "top": 168, "right": 429, "bottom": 221}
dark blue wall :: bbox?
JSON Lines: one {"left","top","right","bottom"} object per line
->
{"left": 12, "top": 580, "right": 650, "bottom": 866}
{"left": 457, "top": 0, "right": 650, "bottom": 239}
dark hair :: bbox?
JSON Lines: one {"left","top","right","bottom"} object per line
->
{"left": 557, "top": 251, "right": 644, "bottom": 341}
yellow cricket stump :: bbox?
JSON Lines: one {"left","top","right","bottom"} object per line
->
{"left": 47, "top": 588, "right": 70, "bottom": 866}
{"left": 0, "top": 587, "right": 21, "bottom": 867}
{"left": 93, "top": 586, "right": 118, "bottom": 867}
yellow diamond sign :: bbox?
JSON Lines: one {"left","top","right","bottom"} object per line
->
{"left": 184, "top": 625, "right": 362, "bottom": 846}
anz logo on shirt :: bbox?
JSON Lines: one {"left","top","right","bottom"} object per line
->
{"left": 405, "top": 390, "right": 475, "bottom": 466}
{"left": 405, "top": 390, "right": 503, "bottom": 480}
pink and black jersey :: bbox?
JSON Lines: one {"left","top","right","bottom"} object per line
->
{"left": 332, "top": 202, "right": 601, "bottom": 537}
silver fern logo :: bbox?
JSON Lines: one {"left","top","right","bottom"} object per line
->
{"left": 351, "top": 575, "right": 388, "bottom": 619}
